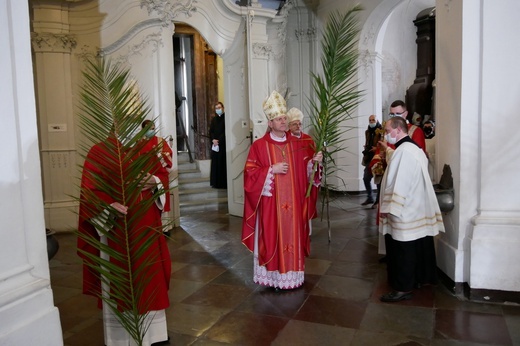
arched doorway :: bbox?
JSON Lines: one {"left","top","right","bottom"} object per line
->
{"left": 173, "top": 24, "right": 219, "bottom": 162}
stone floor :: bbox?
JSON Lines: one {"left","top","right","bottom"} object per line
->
{"left": 49, "top": 194, "right": 520, "bottom": 345}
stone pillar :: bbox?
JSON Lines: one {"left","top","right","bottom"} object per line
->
{"left": 436, "top": 0, "right": 520, "bottom": 298}
{"left": 31, "top": 2, "right": 78, "bottom": 231}
{"left": 0, "top": 0, "right": 62, "bottom": 344}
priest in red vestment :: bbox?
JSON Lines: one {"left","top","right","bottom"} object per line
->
{"left": 77, "top": 133, "right": 171, "bottom": 345}
{"left": 139, "top": 120, "right": 173, "bottom": 233}
{"left": 286, "top": 107, "right": 321, "bottom": 225}
{"left": 242, "top": 91, "right": 322, "bottom": 290}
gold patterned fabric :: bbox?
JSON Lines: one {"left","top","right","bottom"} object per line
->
{"left": 286, "top": 107, "right": 303, "bottom": 123}
{"left": 262, "top": 90, "right": 287, "bottom": 120}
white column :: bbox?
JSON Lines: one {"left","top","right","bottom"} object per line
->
{"left": 436, "top": 0, "right": 520, "bottom": 292}
{"left": 0, "top": 0, "right": 62, "bottom": 344}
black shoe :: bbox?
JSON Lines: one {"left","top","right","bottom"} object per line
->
{"left": 152, "top": 336, "right": 170, "bottom": 345}
{"left": 371, "top": 202, "right": 378, "bottom": 209}
{"left": 380, "top": 291, "right": 412, "bottom": 302}
{"left": 361, "top": 198, "right": 374, "bottom": 206}
{"left": 163, "top": 230, "right": 171, "bottom": 237}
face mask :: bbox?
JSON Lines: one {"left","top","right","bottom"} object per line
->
{"left": 385, "top": 130, "right": 397, "bottom": 145}
{"left": 369, "top": 123, "right": 376, "bottom": 128}
{"left": 145, "top": 129, "right": 154, "bottom": 139}
{"left": 423, "top": 126, "right": 434, "bottom": 138}
{"left": 215, "top": 109, "right": 223, "bottom": 116}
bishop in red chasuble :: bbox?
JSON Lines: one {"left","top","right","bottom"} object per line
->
{"left": 242, "top": 91, "right": 322, "bottom": 290}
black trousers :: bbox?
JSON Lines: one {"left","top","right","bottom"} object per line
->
{"left": 384, "top": 234, "right": 438, "bottom": 292}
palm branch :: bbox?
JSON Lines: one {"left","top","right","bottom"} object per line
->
{"left": 74, "top": 57, "right": 170, "bottom": 345}
{"left": 307, "top": 6, "right": 364, "bottom": 241}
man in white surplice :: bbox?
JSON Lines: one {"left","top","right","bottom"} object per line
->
{"left": 377, "top": 116, "right": 444, "bottom": 303}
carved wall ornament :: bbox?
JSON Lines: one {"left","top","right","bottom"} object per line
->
{"left": 103, "top": 32, "right": 164, "bottom": 65}
{"left": 362, "top": 25, "right": 376, "bottom": 47}
{"left": 276, "top": 0, "right": 294, "bottom": 44}
{"left": 306, "top": 26, "right": 317, "bottom": 41}
{"left": 141, "top": 0, "right": 198, "bottom": 25}
{"left": 248, "top": 9, "right": 255, "bottom": 27}
{"left": 294, "top": 28, "right": 305, "bottom": 41}
{"left": 101, "top": 19, "right": 164, "bottom": 55}
{"left": 360, "top": 49, "right": 374, "bottom": 77}
{"left": 31, "top": 33, "right": 77, "bottom": 53}
{"left": 252, "top": 43, "right": 272, "bottom": 59}
{"left": 75, "top": 45, "right": 99, "bottom": 62}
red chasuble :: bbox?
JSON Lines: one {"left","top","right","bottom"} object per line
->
{"left": 77, "top": 137, "right": 171, "bottom": 313}
{"left": 242, "top": 132, "right": 317, "bottom": 277}
{"left": 288, "top": 131, "right": 320, "bottom": 222}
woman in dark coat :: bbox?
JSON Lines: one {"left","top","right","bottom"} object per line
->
{"left": 209, "top": 102, "right": 227, "bottom": 188}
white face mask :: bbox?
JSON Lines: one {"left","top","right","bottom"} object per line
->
{"left": 369, "top": 122, "right": 376, "bottom": 128}
{"left": 385, "top": 130, "right": 397, "bottom": 145}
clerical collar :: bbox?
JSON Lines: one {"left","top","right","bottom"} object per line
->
{"left": 395, "top": 135, "right": 418, "bottom": 148}
{"left": 270, "top": 131, "right": 286, "bottom": 142}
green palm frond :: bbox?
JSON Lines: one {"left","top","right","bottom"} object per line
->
{"left": 306, "top": 6, "right": 364, "bottom": 240}
{"left": 307, "top": 5, "right": 364, "bottom": 193}
{"left": 74, "top": 57, "right": 169, "bottom": 345}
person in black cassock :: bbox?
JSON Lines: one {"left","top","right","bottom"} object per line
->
{"left": 209, "top": 101, "right": 227, "bottom": 188}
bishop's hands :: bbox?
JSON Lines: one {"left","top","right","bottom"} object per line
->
{"left": 272, "top": 162, "right": 289, "bottom": 174}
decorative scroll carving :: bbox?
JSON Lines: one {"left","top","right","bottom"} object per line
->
{"left": 295, "top": 28, "right": 305, "bottom": 40}
{"left": 359, "top": 49, "right": 373, "bottom": 77}
{"left": 295, "top": 26, "right": 316, "bottom": 42}
{"left": 252, "top": 43, "right": 272, "bottom": 59}
{"left": 306, "top": 26, "right": 316, "bottom": 41}
{"left": 107, "top": 32, "right": 164, "bottom": 65}
{"left": 75, "top": 45, "right": 99, "bottom": 62}
{"left": 31, "top": 33, "right": 77, "bottom": 53}
{"left": 276, "top": 0, "right": 294, "bottom": 44}
{"left": 140, "top": 0, "right": 198, "bottom": 26}
{"left": 100, "top": 19, "right": 163, "bottom": 55}
{"left": 362, "top": 25, "right": 376, "bottom": 46}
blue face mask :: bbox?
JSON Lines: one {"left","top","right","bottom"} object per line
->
{"left": 369, "top": 123, "right": 376, "bottom": 128}
{"left": 215, "top": 109, "right": 223, "bottom": 116}
{"left": 145, "top": 129, "right": 155, "bottom": 139}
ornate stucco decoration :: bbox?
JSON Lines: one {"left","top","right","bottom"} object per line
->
{"left": 362, "top": 25, "right": 376, "bottom": 47}
{"left": 360, "top": 49, "right": 373, "bottom": 77}
{"left": 75, "top": 45, "right": 98, "bottom": 61}
{"left": 100, "top": 19, "right": 163, "bottom": 56}
{"left": 360, "top": 49, "right": 383, "bottom": 78}
{"left": 295, "top": 26, "right": 316, "bottom": 42}
{"left": 103, "top": 32, "right": 164, "bottom": 65}
{"left": 275, "top": 0, "right": 294, "bottom": 44}
{"left": 252, "top": 43, "right": 272, "bottom": 59}
{"left": 295, "top": 28, "right": 305, "bottom": 41}
{"left": 140, "top": 0, "right": 198, "bottom": 26}
{"left": 31, "top": 33, "right": 77, "bottom": 53}
{"left": 306, "top": 26, "right": 316, "bottom": 42}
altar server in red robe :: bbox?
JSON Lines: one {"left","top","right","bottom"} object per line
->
{"left": 242, "top": 91, "right": 322, "bottom": 290}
